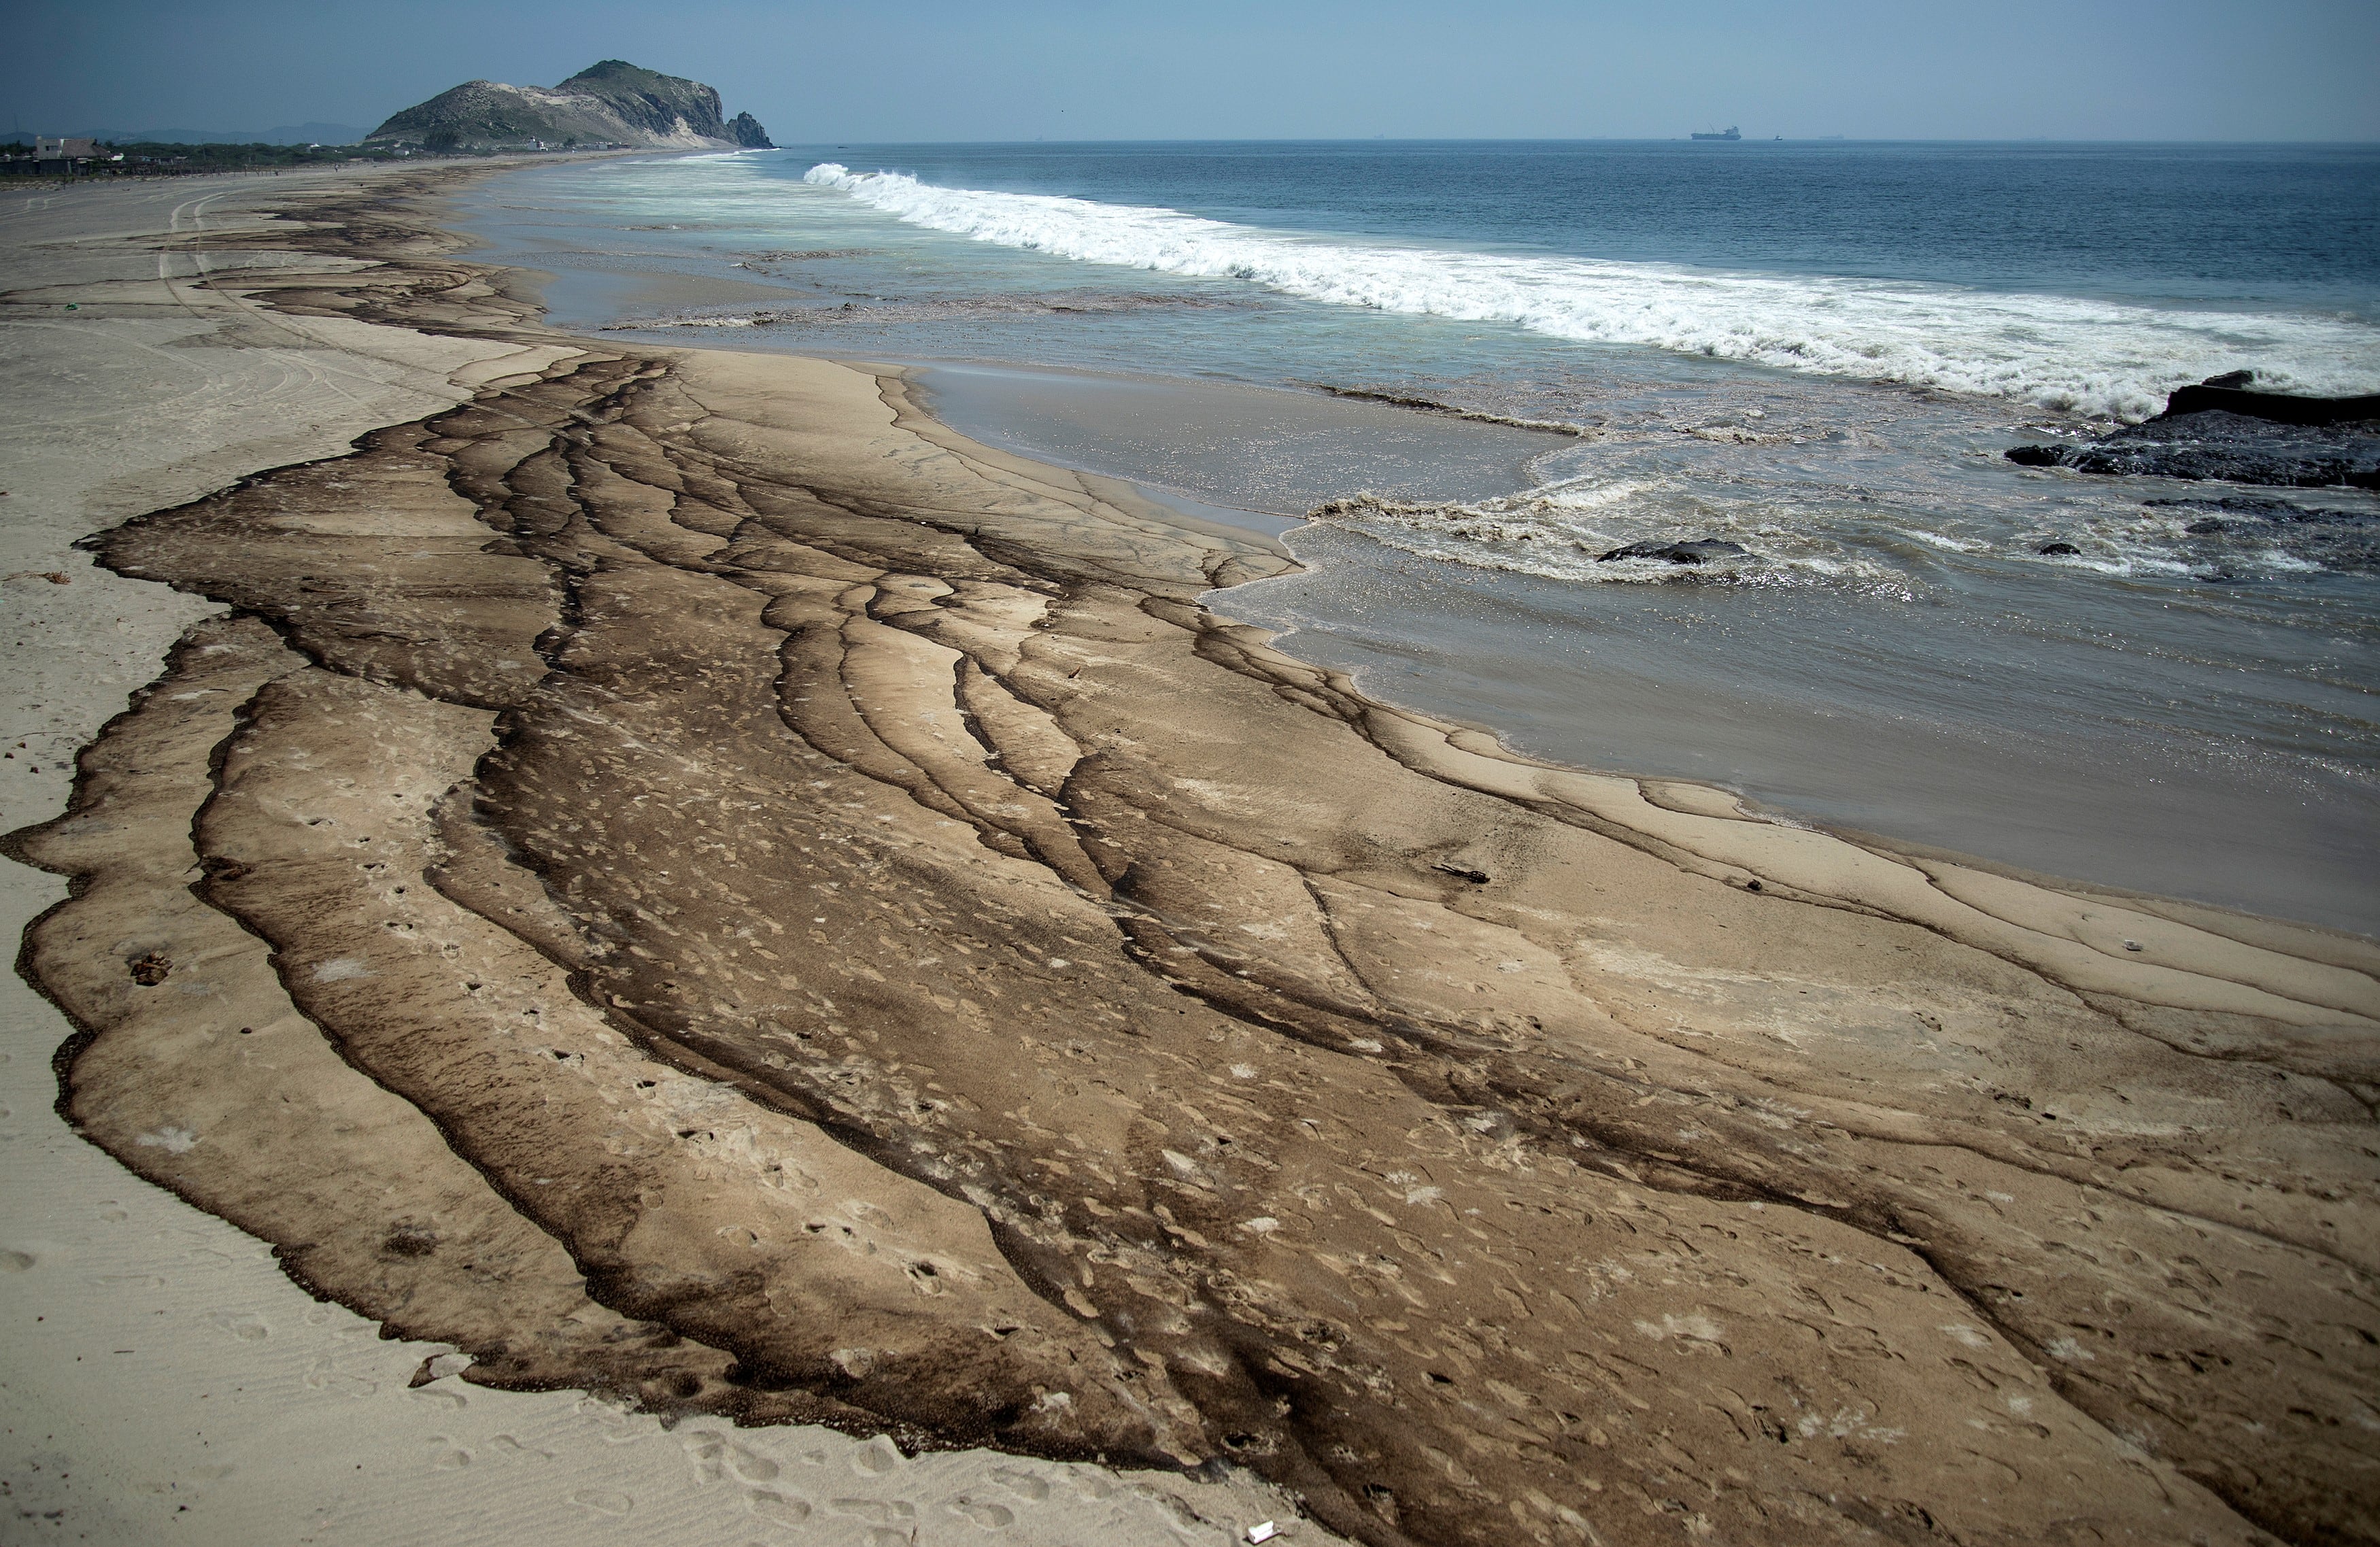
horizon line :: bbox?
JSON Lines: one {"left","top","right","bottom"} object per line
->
{"left": 782, "top": 134, "right": 2380, "bottom": 147}
{"left": 14, "top": 129, "right": 2380, "bottom": 149}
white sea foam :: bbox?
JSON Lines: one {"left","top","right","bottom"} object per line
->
{"left": 1304, "top": 474, "right": 1922, "bottom": 594}
{"left": 802, "top": 164, "right": 2380, "bottom": 421}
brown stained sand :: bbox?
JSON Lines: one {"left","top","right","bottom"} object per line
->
{"left": 3, "top": 168, "right": 1335, "bottom": 1544}
{"left": 5, "top": 175, "right": 2376, "bottom": 1547}
{"left": 203, "top": 659, "right": 1189, "bottom": 1455}
{"left": 16, "top": 614, "right": 742, "bottom": 1404}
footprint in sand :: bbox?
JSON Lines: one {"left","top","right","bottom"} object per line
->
{"left": 301, "top": 1359, "right": 375, "bottom": 1397}
{"left": 832, "top": 1497, "right": 916, "bottom": 1525}
{"left": 727, "top": 1444, "right": 779, "bottom": 1484}
{"left": 989, "top": 1466, "right": 1049, "bottom": 1501}
{"left": 568, "top": 1488, "right": 632, "bottom": 1518}
{"left": 573, "top": 1398, "right": 648, "bottom": 1445}
{"left": 948, "top": 1497, "right": 1016, "bottom": 1529}
{"left": 0, "top": 1249, "right": 33, "bottom": 1272}
{"left": 681, "top": 1430, "right": 726, "bottom": 1482}
{"left": 746, "top": 1489, "right": 810, "bottom": 1525}
{"left": 850, "top": 1434, "right": 902, "bottom": 1476}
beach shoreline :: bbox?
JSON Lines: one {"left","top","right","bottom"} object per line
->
{"left": 4, "top": 159, "right": 2375, "bottom": 1546}
{"left": 450, "top": 152, "right": 2378, "bottom": 938}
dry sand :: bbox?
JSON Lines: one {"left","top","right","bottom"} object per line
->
{"left": 3, "top": 163, "right": 2375, "bottom": 1547}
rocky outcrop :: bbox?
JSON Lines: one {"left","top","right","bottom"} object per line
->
{"left": 2006, "top": 374, "right": 2380, "bottom": 488}
{"left": 2164, "top": 371, "right": 2380, "bottom": 426}
{"left": 367, "top": 59, "right": 770, "bottom": 152}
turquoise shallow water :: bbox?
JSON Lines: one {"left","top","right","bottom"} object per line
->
{"left": 454, "top": 143, "right": 2380, "bottom": 932}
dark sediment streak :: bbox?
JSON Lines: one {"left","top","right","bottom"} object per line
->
{"left": 1312, "top": 384, "right": 1599, "bottom": 438}
{"left": 9, "top": 171, "right": 2379, "bottom": 1547}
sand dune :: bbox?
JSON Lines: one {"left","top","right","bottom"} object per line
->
{"left": 5, "top": 164, "right": 2375, "bottom": 1547}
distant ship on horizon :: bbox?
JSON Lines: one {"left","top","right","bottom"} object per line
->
{"left": 1691, "top": 126, "right": 1741, "bottom": 141}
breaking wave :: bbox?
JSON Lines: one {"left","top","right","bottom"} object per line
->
{"left": 802, "top": 164, "right": 2380, "bottom": 421}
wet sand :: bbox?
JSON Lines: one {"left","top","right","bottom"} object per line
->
{"left": 906, "top": 362, "right": 2380, "bottom": 938}
{"left": 4, "top": 165, "right": 2377, "bottom": 1547}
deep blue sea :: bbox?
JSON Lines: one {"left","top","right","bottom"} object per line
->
{"left": 457, "top": 141, "right": 2380, "bottom": 930}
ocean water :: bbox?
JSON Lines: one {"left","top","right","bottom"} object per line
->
{"left": 454, "top": 141, "right": 2380, "bottom": 931}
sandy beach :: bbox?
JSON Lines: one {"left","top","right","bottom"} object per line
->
{"left": 3, "top": 160, "right": 2375, "bottom": 1547}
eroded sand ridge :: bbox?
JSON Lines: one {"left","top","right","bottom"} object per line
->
{"left": 7, "top": 172, "right": 2377, "bottom": 1547}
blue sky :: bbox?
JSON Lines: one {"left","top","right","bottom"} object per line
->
{"left": 6, "top": 0, "right": 2375, "bottom": 141}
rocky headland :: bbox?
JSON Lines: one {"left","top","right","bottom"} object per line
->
{"left": 368, "top": 60, "right": 773, "bottom": 152}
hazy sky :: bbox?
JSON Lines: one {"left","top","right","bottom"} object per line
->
{"left": 6, "top": 0, "right": 2376, "bottom": 142}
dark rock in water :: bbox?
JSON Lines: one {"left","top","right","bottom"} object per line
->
{"left": 2184, "top": 519, "right": 2229, "bottom": 535}
{"left": 2006, "top": 410, "right": 2380, "bottom": 489}
{"left": 2003, "top": 371, "right": 2380, "bottom": 488}
{"left": 728, "top": 112, "right": 775, "bottom": 150}
{"left": 2038, "top": 542, "right": 2081, "bottom": 556}
{"left": 2162, "top": 378, "right": 2380, "bottom": 426}
{"left": 1597, "top": 538, "right": 1750, "bottom": 565}
{"left": 2072, "top": 412, "right": 2380, "bottom": 487}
